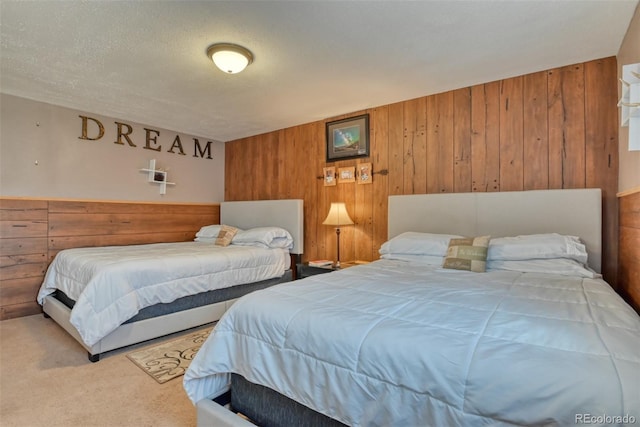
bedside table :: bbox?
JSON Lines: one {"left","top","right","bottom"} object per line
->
{"left": 296, "top": 262, "right": 336, "bottom": 279}
{"left": 296, "top": 261, "right": 369, "bottom": 279}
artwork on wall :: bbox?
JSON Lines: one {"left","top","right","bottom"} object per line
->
{"left": 325, "top": 114, "right": 370, "bottom": 162}
{"left": 323, "top": 166, "right": 336, "bottom": 186}
{"left": 357, "top": 162, "right": 372, "bottom": 184}
{"left": 338, "top": 166, "right": 356, "bottom": 183}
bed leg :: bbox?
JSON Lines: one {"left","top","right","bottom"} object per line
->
{"left": 88, "top": 353, "right": 100, "bottom": 363}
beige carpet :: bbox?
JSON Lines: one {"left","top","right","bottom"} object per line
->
{"left": 127, "top": 327, "right": 212, "bottom": 384}
{"left": 0, "top": 314, "right": 210, "bottom": 427}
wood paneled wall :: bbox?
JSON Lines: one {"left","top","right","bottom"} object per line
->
{"left": 225, "top": 57, "right": 619, "bottom": 285}
{"left": 618, "top": 188, "right": 640, "bottom": 312}
{"left": 0, "top": 198, "right": 219, "bottom": 320}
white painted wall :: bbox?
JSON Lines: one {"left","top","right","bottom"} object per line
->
{"left": 618, "top": 3, "right": 640, "bottom": 192}
{"left": 0, "top": 94, "right": 224, "bottom": 203}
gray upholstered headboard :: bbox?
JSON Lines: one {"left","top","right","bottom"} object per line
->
{"left": 220, "top": 199, "right": 304, "bottom": 255}
{"left": 388, "top": 189, "right": 602, "bottom": 273}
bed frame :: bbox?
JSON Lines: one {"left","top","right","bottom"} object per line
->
{"left": 42, "top": 199, "right": 304, "bottom": 362}
{"left": 195, "top": 189, "right": 603, "bottom": 426}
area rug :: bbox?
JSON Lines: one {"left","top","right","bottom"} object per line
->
{"left": 127, "top": 326, "right": 213, "bottom": 384}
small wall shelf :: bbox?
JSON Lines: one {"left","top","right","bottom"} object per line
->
{"left": 619, "top": 63, "right": 640, "bottom": 151}
{"left": 140, "top": 159, "right": 175, "bottom": 194}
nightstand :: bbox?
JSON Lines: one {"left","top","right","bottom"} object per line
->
{"left": 296, "top": 261, "right": 369, "bottom": 279}
{"left": 296, "top": 262, "right": 336, "bottom": 279}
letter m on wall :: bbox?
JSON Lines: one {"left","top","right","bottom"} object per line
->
{"left": 193, "top": 138, "right": 213, "bottom": 159}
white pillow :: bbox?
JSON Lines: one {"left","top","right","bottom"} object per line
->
{"left": 380, "top": 253, "right": 445, "bottom": 265}
{"left": 194, "top": 236, "right": 216, "bottom": 243}
{"left": 195, "top": 224, "right": 223, "bottom": 238}
{"left": 379, "top": 232, "right": 463, "bottom": 257}
{"left": 487, "top": 258, "right": 600, "bottom": 278}
{"left": 487, "top": 233, "right": 588, "bottom": 264}
{"left": 232, "top": 227, "right": 294, "bottom": 249}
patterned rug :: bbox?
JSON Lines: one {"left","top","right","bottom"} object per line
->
{"left": 127, "top": 326, "right": 213, "bottom": 384}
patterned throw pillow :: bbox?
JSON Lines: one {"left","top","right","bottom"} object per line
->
{"left": 215, "top": 225, "right": 239, "bottom": 247}
{"left": 442, "top": 236, "right": 490, "bottom": 272}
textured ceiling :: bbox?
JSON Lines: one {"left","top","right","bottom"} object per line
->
{"left": 1, "top": 1, "right": 638, "bottom": 142}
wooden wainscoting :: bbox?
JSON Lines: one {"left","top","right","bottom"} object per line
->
{"left": 225, "top": 56, "right": 620, "bottom": 286}
{"left": 618, "top": 187, "right": 640, "bottom": 313}
{"left": 0, "top": 198, "right": 220, "bottom": 320}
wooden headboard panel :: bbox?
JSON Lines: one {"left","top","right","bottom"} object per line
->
{"left": 388, "top": 189, "right": 602, "bottom": 273}
{"left": 0, "top": 198, "right": 219, "bottom": 320}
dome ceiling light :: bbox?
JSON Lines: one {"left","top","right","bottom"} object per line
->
{"left": 206, "top": 43, "right": 254, "bottom": 74}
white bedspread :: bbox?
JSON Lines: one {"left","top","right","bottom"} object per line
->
{"left": 184, "top": 259, "right": 640, "bottom": 426}
{"left": 37, "top": 242, "right": 289, "bottom": 347}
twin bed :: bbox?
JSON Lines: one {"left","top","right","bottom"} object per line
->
{"left": 183, "top": 189, "right": 640, "bottom": 426}
{"left": 38, "top": 199, "right": 304, "bottom": 362}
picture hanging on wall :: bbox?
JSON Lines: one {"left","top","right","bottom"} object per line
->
{"left": 338, "top": 166, "right": 356, "bottom": 183}
{"left": 323, "top": 166, "right": 336, "bottom": 186}
{"left": 326, "top": 114, "right": 370, "bottom": 162}
{"left": 357, "top": 162, "right": 372, "bottom": 185}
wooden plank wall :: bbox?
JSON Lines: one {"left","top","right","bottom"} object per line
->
{"left": 0, "top": 198, "right": 219, "bottom": 320}
{"left": 618, "top": 188, "right": 640, "bottom": 312}
{"left": 225, "top": 57, "right": 620, "bottom": 286}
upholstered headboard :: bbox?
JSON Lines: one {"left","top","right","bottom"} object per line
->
{"left": 220, "top": 199, "right": 304, "bottom": 255}
{"left": 388, "top": 189, "right": 602, "bottom": 273}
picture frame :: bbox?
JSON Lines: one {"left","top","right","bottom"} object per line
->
{"left": 323, "top": 166, "right": 336, "bottom": 186}
{"left": 326, "top": 114, "right": 370, "bottom": 162}
{"left": 338, "top": 166, "right": 356, "bottom": 183}
{"left": 357, "top": 162, "right": 372, "bottom": 185}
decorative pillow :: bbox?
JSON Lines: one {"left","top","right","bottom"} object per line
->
{"left": 487, "top": 233, "right": 588, "bottom": 264}
{"left": 232, "top": 227, "right": 294, "bottom": 249}
{"left": 442, "top": 236, "right": 490, "bottom": 272}
{"left": 195, "top": 224, "right": 223, "bottom": 238}
{"left": 215, "top": 225, "right": 239, "bottom": 247}
{"left": 379, "top": 232, "right": 464, "bottom": 257}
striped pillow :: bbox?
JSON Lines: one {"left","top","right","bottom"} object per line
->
{"left": 215, "top": 225, "right": 239, "bottom": 247}
{"left": 442, "top": 236, "right": 490, "bottom": 272}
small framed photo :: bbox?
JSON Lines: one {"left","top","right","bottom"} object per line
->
{"left": 326, "top": 114, "right": 370, "bottom": 162}
{"left": 323, "top": 166, "right": 336, "bottom": 186}
{"left": 357, "top": 162, "right": 372, "bottom": 185}
{"left": 338, "top": 166, "right": 356, "bottom": 183}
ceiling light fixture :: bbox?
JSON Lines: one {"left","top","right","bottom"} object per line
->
{"left": 206, "top": 43, "right": 253, "bottom": 74}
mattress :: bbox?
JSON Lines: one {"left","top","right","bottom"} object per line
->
{"left": 184, "top": 259, "right": 640, "bottom": 426}
{"left": 37, "top": 241, "right": 290, "bottom": 347}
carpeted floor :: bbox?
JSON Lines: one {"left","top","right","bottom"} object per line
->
{"left": 0, "top": 314, "right": 208, "bottom": 427}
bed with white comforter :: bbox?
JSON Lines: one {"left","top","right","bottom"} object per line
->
{"left": 184, "top": 188, "right": 639, "bottom": 426}
{"left": 38, "top": 242, "right": 289, "bottom": 347}
{"left": 184, "top": 259, "right": 640, "bottom": 426}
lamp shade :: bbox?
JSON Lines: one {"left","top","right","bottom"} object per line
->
{"left": 322, "top": 203, "right": 354, "bottom": 226}
{"left": 207, "top": 43, "right": 253, "bottom": 74}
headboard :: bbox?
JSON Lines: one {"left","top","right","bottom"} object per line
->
{"left": 388, "top": 189, "right": 602, "bottom": 273}
{"left": 220, "top": 199, "right": 304, "bottom": 255}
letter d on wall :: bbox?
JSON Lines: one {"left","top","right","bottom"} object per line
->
{"left": 78, "top": 115, "right": 105, "bottom": 140}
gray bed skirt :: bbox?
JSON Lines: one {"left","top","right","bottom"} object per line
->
{"left": 53, "top": 270, "right": 293, "bottom": 323}
{"left": 218, "top": 373, "right": 347, "bottom": 427}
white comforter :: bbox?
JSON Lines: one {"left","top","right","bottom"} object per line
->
{"left": 37, "top": 242, "right": 289, "bottom": 347}
{"left": 184, "top": 259, "right": 640, "bottom": 426}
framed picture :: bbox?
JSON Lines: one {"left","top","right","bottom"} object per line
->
{"left": 338, "top": 166, "right": 356, "bottom": 183}
{"left": 326, "top": 114, "right": 370, "bottom": 162}
{"left": 323, "top": 166, "right": 336, "bottom": 186}
{"left": 357, "top": 162, "right": 372, "bottom": 185}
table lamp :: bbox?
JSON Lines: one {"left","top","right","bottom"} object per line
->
{"left": 322, "top": 202, "right": 354, "bottom": 268}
